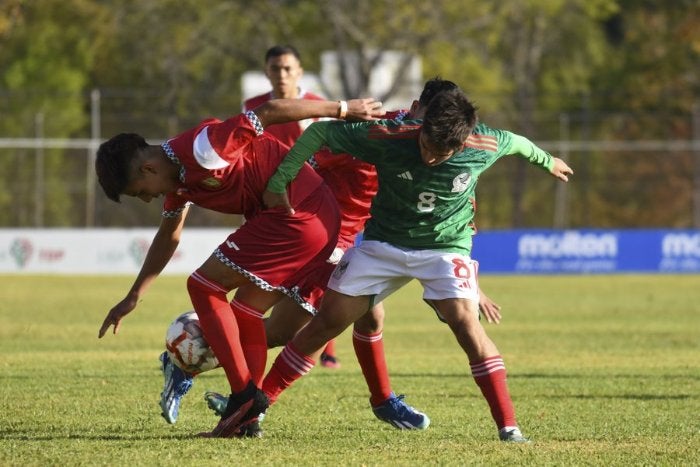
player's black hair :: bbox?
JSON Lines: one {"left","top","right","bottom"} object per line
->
{"left": 418, "top": 77, "right": 459, "bottom": 107}
{"left": 265, "top": 45, "right": 301, "bottom": 63}
{"left": 95, "top": 133, "right": 148, "bottom": 203}
{"left": 422, "top": 88, "right": 478, "bottom": 153}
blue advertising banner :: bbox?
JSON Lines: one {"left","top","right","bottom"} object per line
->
{"left": 472, "top": 229, "right": 700, "bottom": 274}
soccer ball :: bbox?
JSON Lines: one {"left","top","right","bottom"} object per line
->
{"left": 165, "top": 311, "right": 219, "bottom": 375}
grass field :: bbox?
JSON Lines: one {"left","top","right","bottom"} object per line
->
{"left": 1, "top": 274, "right": 698, "bottom": 466}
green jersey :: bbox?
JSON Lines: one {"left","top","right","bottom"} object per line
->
{"left": 268, "top": 119, "right": 554, "bottom": 255}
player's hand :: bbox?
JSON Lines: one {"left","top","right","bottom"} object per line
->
{"left": 263, "top": 189, "right": 295, "bottom": 215}
{"left": 345, "top": 98, "right": 385, "bottom": 121}
{"left": 98, "top": 296, "right": 138, "bottom": 338}
{"left": 478, "top": 288, "right": 502, "bottom": 324}
{"left": 550, "top": 157, "right": 574, "bottom": 182}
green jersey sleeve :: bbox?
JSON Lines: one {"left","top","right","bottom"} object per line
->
{"left": 266, "top": 121, "right": 329, "bottom": 194}
{"left": 502, "top": 131, "right": 554, "bottom": 172}
{"left": 266, "top": 120, "right": 381, "bottom": 193}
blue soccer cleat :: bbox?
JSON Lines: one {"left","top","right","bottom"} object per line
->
{"left": 372, "top": 393, "right": 430, "bottom": 430}
{"left": 204, "top": 391, "right": 229, "bottom": 417}
{"left": 159, "top": 351, "right": 194, "bottom": 424}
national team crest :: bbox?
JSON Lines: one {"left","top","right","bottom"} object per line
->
{"left": 201, "top": 177, "right": 222, "bottom": 189}
{"left": 451, "top": 173, "right": 471, "bottom": 192}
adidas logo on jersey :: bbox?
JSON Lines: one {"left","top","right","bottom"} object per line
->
{"left": 397, "top": 171, "right": 413, "bottom": 180}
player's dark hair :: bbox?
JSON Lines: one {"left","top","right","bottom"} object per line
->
{"left": 418, "top": 77, "right": 459, "bottom": 107}
{"left": 422, "top": 88, "right": 478, "bottom": 153}
{"left": 95, "top": 133, "right": 148, "bottom": 203}
{"left": 265, "top": 45, "right": 301, "bottom": 63}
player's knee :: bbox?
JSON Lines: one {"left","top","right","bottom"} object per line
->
{"left": 186, "top": 272, "right": 203, "bottom": 296}
{"left": 354, "top": 308, "right": 384, "bottom": 334}
{"left": 186, "top": 270, "right": 228, "bottom": 299}
{"left": 266, "top": 328, "right": 294, "bottom": 348}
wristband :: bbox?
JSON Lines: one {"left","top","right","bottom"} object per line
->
{"left": 338, "top": 100, "right": 348, "bottom": 119}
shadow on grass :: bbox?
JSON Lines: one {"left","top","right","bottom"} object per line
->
{"left": 512, "top": 372, "right": 700, "bottom": 380}
{"left": 547, "top": 393, "right": 694, "bottom": 401}
{"left": 319, "top": 371, "right": 699, "bottom": 381}
{"left": 319, "top": 371, "right": 698, "bottom": 402}
{"left": 0, "top": 430, "right": 205, "bottom": 441}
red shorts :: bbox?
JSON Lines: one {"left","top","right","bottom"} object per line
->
{"left": 214, "top": 183, "right": 340, "bottom": 314}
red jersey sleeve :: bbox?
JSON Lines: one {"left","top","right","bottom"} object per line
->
{"left": 192, "top": 112, "right": 264, "bottom": 169}
{"left": 162, "top": 193, "right": 190, "bottom": 218}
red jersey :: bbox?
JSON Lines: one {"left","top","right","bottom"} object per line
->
{"left": 244, "top": 90, "right": 325, "bottom": 148}
{"left": 161, "top": 111, "right": 323, "bottom": 219}
{"left": 309, "top": 148, "right": 376, "bottom": 247}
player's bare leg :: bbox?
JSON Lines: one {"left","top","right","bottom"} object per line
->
{"left": 265, "top": 297, "right": 313, "bottom": 348}
{"left": 294, "top": 290, "right": 369, "bottom": 355}
{"left": 261, "top": 290, "right": 370, "bottom": 405}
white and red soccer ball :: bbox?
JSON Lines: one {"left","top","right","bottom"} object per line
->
{"left": 165, "top": 311, "right": 218, "bottom": 375}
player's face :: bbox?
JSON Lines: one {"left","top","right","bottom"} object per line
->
{"left": 418, "top": 131, "right": 455, "bottom": 166}
{"left": 123, "top": 164, "right": 177, "bottom": 203}
{"left": 265, "top": 53, "right": 303, "bottom": 99}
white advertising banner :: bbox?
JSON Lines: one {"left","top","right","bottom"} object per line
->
{"left": 0, "top": 228, "right": 233, "bottom": 274}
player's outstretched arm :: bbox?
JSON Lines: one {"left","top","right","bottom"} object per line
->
{"left": 253, "top": 98, "right": 384, "bottom": 128}
{"left": 506, "top": 133, "right": 574, "bottom": 182}
{"left": 98, "top": 211, "right": 187, "bottom": 338}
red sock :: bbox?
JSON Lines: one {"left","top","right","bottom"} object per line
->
{"left": 470, "top": 355, "right": 517, "bottom": 429}
{"left": 187, "top": 271, "right": 251, "bottom": 393}
{"left": 353, "top": 329, "right": 392, "bottom": 406}
{"left": 262, "top": 342, "right": 314, "bottom": 405}
{"left": 231, "top": 299, "right": 267, "bottom": 386}
{"left": 322, "top": 339, "right": 336, "bottom": 357}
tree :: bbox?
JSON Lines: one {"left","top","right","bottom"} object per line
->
{"left": 0, "top": 0, "right": 106, "bottom": 226}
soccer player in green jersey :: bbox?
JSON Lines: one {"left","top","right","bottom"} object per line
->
{"left": 257, "top": 81, "right": 573, "bottom": 442}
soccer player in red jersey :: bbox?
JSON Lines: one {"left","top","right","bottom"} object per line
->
{"left": 245, "top": 45, "right": 340, "bottom": 368}
{"left": 95, "top": 96, "right": 384, "bottom": 438}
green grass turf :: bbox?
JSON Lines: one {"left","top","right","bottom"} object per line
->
{"left": 0, "top": 274, "right": 698, "bottom": 465}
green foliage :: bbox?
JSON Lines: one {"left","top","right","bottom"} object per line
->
{"left": 0, "top": 0, "right": 107, "bottom": 226}
{"left": 0, "top": 0, "right": 104, "bottom": 136}
{"left": 597, "top": 1, "right": 700, "bottom": 116}
{"left": 0, "top": 274, "right": 698, "bottom": 465}
{"left": 0, "top": 0, "right": 699, "bottom": 227}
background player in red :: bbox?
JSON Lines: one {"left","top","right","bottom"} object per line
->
{"left": 244, "top": 44, "right": 340, "bottom": 368}
{"left": 95, "top": 97, "right": 383, "bottom": 438}
{"left": 244, "top": 45, "right": 325, "bottom": 148}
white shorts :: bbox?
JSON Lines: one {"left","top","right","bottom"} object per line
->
{"left": 328, "top": 240, "right": 480, "bottom": 304}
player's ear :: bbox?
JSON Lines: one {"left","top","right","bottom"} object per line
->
{"left": 410, "top": 100, "right": 421, "bottom": 117}
{"left": 140, "top": 162, "right": 158, "bottom": 175}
